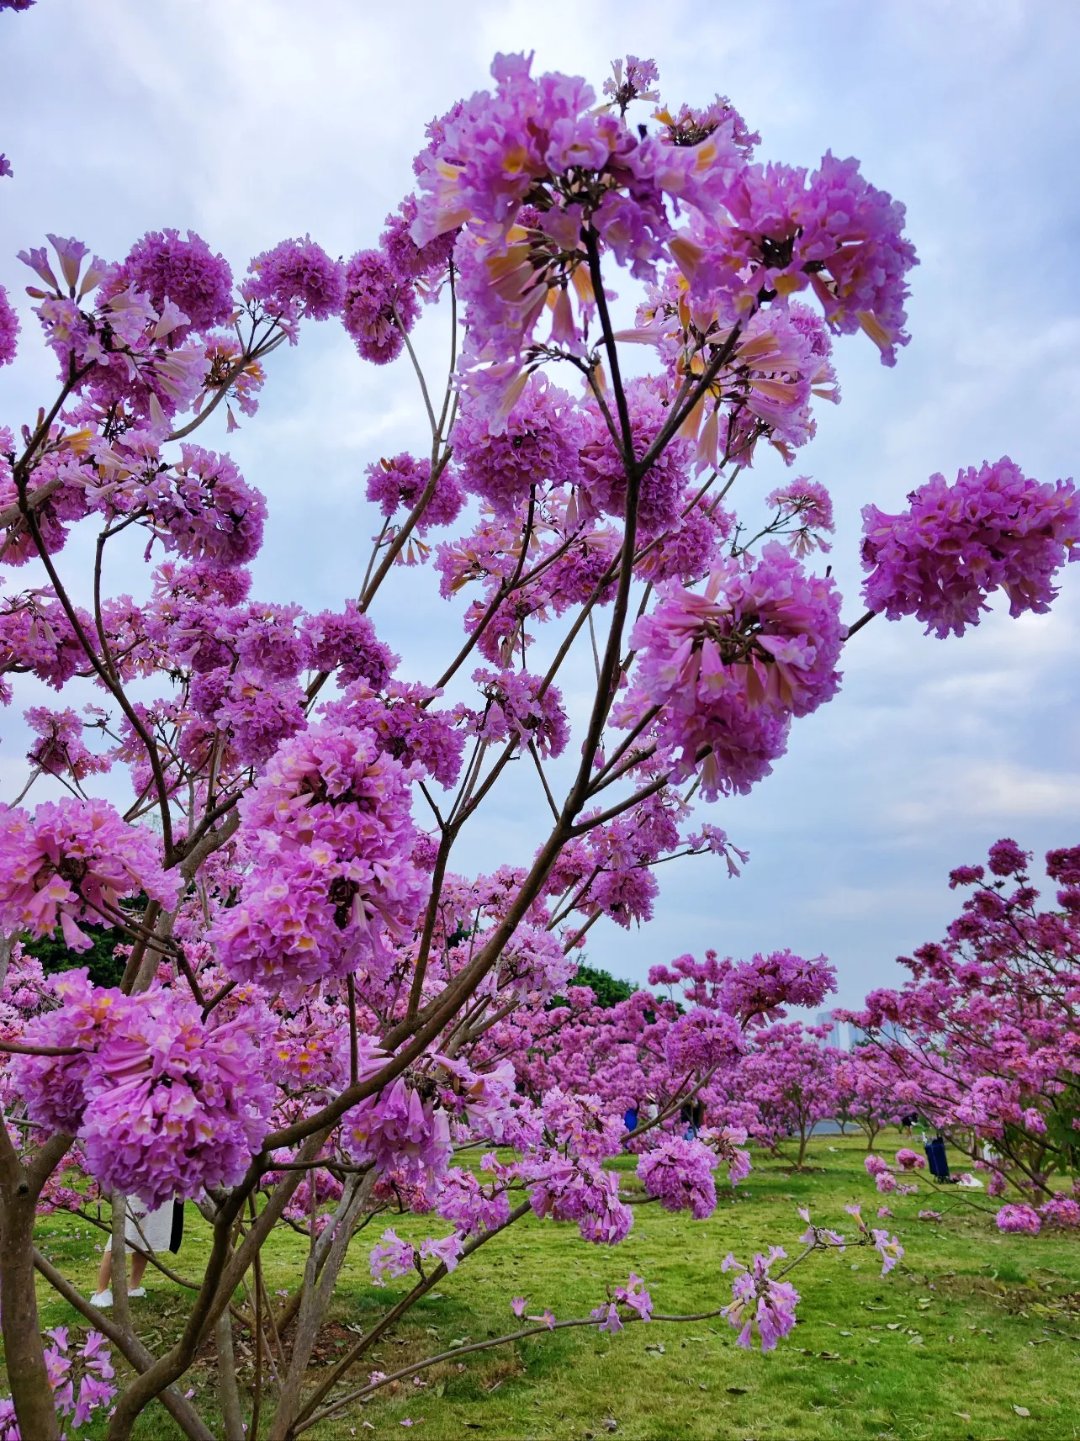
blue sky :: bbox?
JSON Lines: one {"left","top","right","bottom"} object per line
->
{"left": 2, "top": 0, "right": 1078, "bottom": 1009}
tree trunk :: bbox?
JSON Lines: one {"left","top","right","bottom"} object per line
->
{"left": 215, "top": 1311, "right": 247, "bottom": 1441}
{"left": 265, "top": 1175, "right": 371, "bottom": 1441}
{"left": 0, "top": 1185, "right": 60, "bottom": 1440}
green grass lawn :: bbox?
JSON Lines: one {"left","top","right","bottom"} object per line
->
{"left": 15, "top": 1131, "right": 1080, "bottom": 1440}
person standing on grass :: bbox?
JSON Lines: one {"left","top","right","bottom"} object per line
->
{"left": 90, "top": 1197, "right": 183, "bottom": 1308}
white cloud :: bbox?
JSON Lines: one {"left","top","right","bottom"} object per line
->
{"left": 887, "top": 761, "right": 1080, "bottom": 830}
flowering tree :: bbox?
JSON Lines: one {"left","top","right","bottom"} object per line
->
{"left": 834, "top": 1047, "right": 902, "bottom": 1149}
{"left": 844, "top": 841, "right": 1080, "bottom": 1226}
{"left": 730, "top": 1022, "right": 842, "bottom": 1168}
{"left": 0, "top": 31, "right": 1077, "bottom": 1441}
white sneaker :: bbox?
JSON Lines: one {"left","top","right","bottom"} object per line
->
{"left": 128, "top": 1287, "right": 146, "bottom": 1298}
{"left": 90, "top": 1289, "right": 112, "bottom": 1308}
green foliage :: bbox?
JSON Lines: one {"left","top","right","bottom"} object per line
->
{"left": 21, "top": 897, "right": 146, "bottom": 989}
{"left": 564, "top": 962, "right": 636, "bottom": 1008}
{"left": 23, "top": 923, "right": 126, "bottom": 989}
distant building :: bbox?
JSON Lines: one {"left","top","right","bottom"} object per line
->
{"left": 814, "top": 1011, "right": 848, "bottom": 1051}
{"left": 849, "top": 1020, "right": 906, "bottom": 1049}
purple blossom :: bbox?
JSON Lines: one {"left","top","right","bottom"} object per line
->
{"left": 0, "top": 797, "right": 176, "bottom": 951}
{"left": 895, "top": 1147, "right": 926, "bottom": 1172}
{"left": 1039, "top": 1196, "right": 1080, "bottom": 1228}
{"left": 797, "top": 1205, "right": 845, "bottom": 1249}
{"left": 146, "top": 445, "right": 267, "bottom": 568}
{"left": 452, "top": 378, "right": 585, "bottom": 517}
{"left": 637, "top": 1137, "right": 718, "bottom": 1219}
{"left": 243, "top": 236, "right": 346, "bottom": 332}
{"left": 620, "top": 543, "right": 844, "bottom": 798}
{"left": 300, "top": 603, "right": 398, "bottom": 687}
{"left": 987, "top": 838, "right": 1030, "bottom": 877}
{"left": 522, "top": 1152, "right": 633, "bottom": 1244}
{"left": 721, "top": 1248, "right": 799, "bottom": 1351}
{"left": 615, "top": 1272, "right": 653, "bottom": 1321}
{"left": 214, "top": 724, "right": 422, "bottom": 992}
{"left": 323, "top": 680, "right": 465, "bottom": 788}
{"left": 25, "top": 706, "right": 109, "bottom": 783}
{"left": 369, "top": 1228, "right": 418, "bottom": 1285}
{"left": 346, "top": 1075, "right": 452, "bottom": 1195}
{"left": 364, "top": 452, "right": 465, "bottom": 532}
{"left": 380, "top": 196, "right": 455, "bottom": 287}
{"left": 60, "top": 987, "right": 277, "bottom": 1208}
{"left": 663, "top": 1008, "right": 743, "bottom": 1074}
{"left": 685, "top": 825, "right": 749, "bottom": 877}
{"left": 591, "top": 1301, "right": 623, "bottom": 1333}
{"left": 0, "top": 284, "right": 18, "bottom": 367}
{"left": 342, "top": 249, "right": 419, "bottom": 364}
{"left": 995, "top": 1203, "right": 1042, "bottom": 1235}
{"left": 861, "top": 458, "right": 1080, "bottom": 636}
{"left": 103, "top": 228, "right": 234, "bottom": 337}
{"left": 870, "top": 1228, "right": 904, "bottom": 1275}
{"left": 419, "top": 1233, "right": 464, "bottom": 1273}
{"left": 468, "top": 667, "right": 570, "bottom": 759}
{"left": 765, "top": 477, "right": 835, "bottom": 556}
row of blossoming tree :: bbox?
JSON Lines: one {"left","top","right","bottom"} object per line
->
{"left": 0, "top": 20, "right": 1077, "bottom": 1439}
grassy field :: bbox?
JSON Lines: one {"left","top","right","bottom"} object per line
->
{"left": 16, "top": 1131, "right": 1080, "bottom": 1440}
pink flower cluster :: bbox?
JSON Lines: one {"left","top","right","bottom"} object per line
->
{"left": 0, "top": 284, "right": 17, "bottom": 367}
{"left": 469, "top": 668, "right": 570, "bottom": 759}
{"left": 995, "top": 1203, "right": 1042, "bottom": 1235}
{"left": 25, "top": 706, "right": 109, "bottom": 784}
{"left": 452, "top": 378, "right": 584, "bottom": 516}
{"left": 345, "top": 1070, "right": 452, "bottom": 1195}
{"left": 242, "top": 236, "right": 345, "bottom": 335}
{"left": 342, "top": 249, "right": 420, "bottom": 365}
{"left": 662, "top": 1008, "right": 743, "bottom": 1074}
{"left": 683, "top": 151, "right": 916, "bottom": 363}
{"left": 213, "top": 724, "right": 423, "bottom": 992}
{"left": 144, "top": 444, "right": 267, "bottom": 568}
{"left": 520, "top": 1152, "right": 633, "bottom": 1245}
{"left": 637, "top": 1137, "right": 718, "bottom": 1219}
{"left": 101, "top": 228, "right": 234, "bottom": 339}
{"left": 0, "top": 797, "right": 177, "bottom": 952}
{"left": 721, "top": 1247, "right": 799, "bottom": 1351}
{"left": 364, "top": 453, "right": 464, "bottom": 532}
{"left": 1040, "top": 1195, "right": 1080, "bottom": 1229}
{"left": 894, "top": 1147, "right": 926, "bottom": 1172}
{"left": 16, "top": 977, "right": 275, "bottom": 1208}
{"left": 620, "top": 543, "right": 843, "bottom": 798}
{"left": 0, "top": 1327, "right": 114, "bottom": 1438}
{"left": 861, "top": 458, "right": 1080, "bottom": 637}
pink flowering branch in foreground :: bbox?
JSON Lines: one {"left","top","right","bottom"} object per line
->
{"left": 0, "top": 29, "right": 1074, "bottom": 1441}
